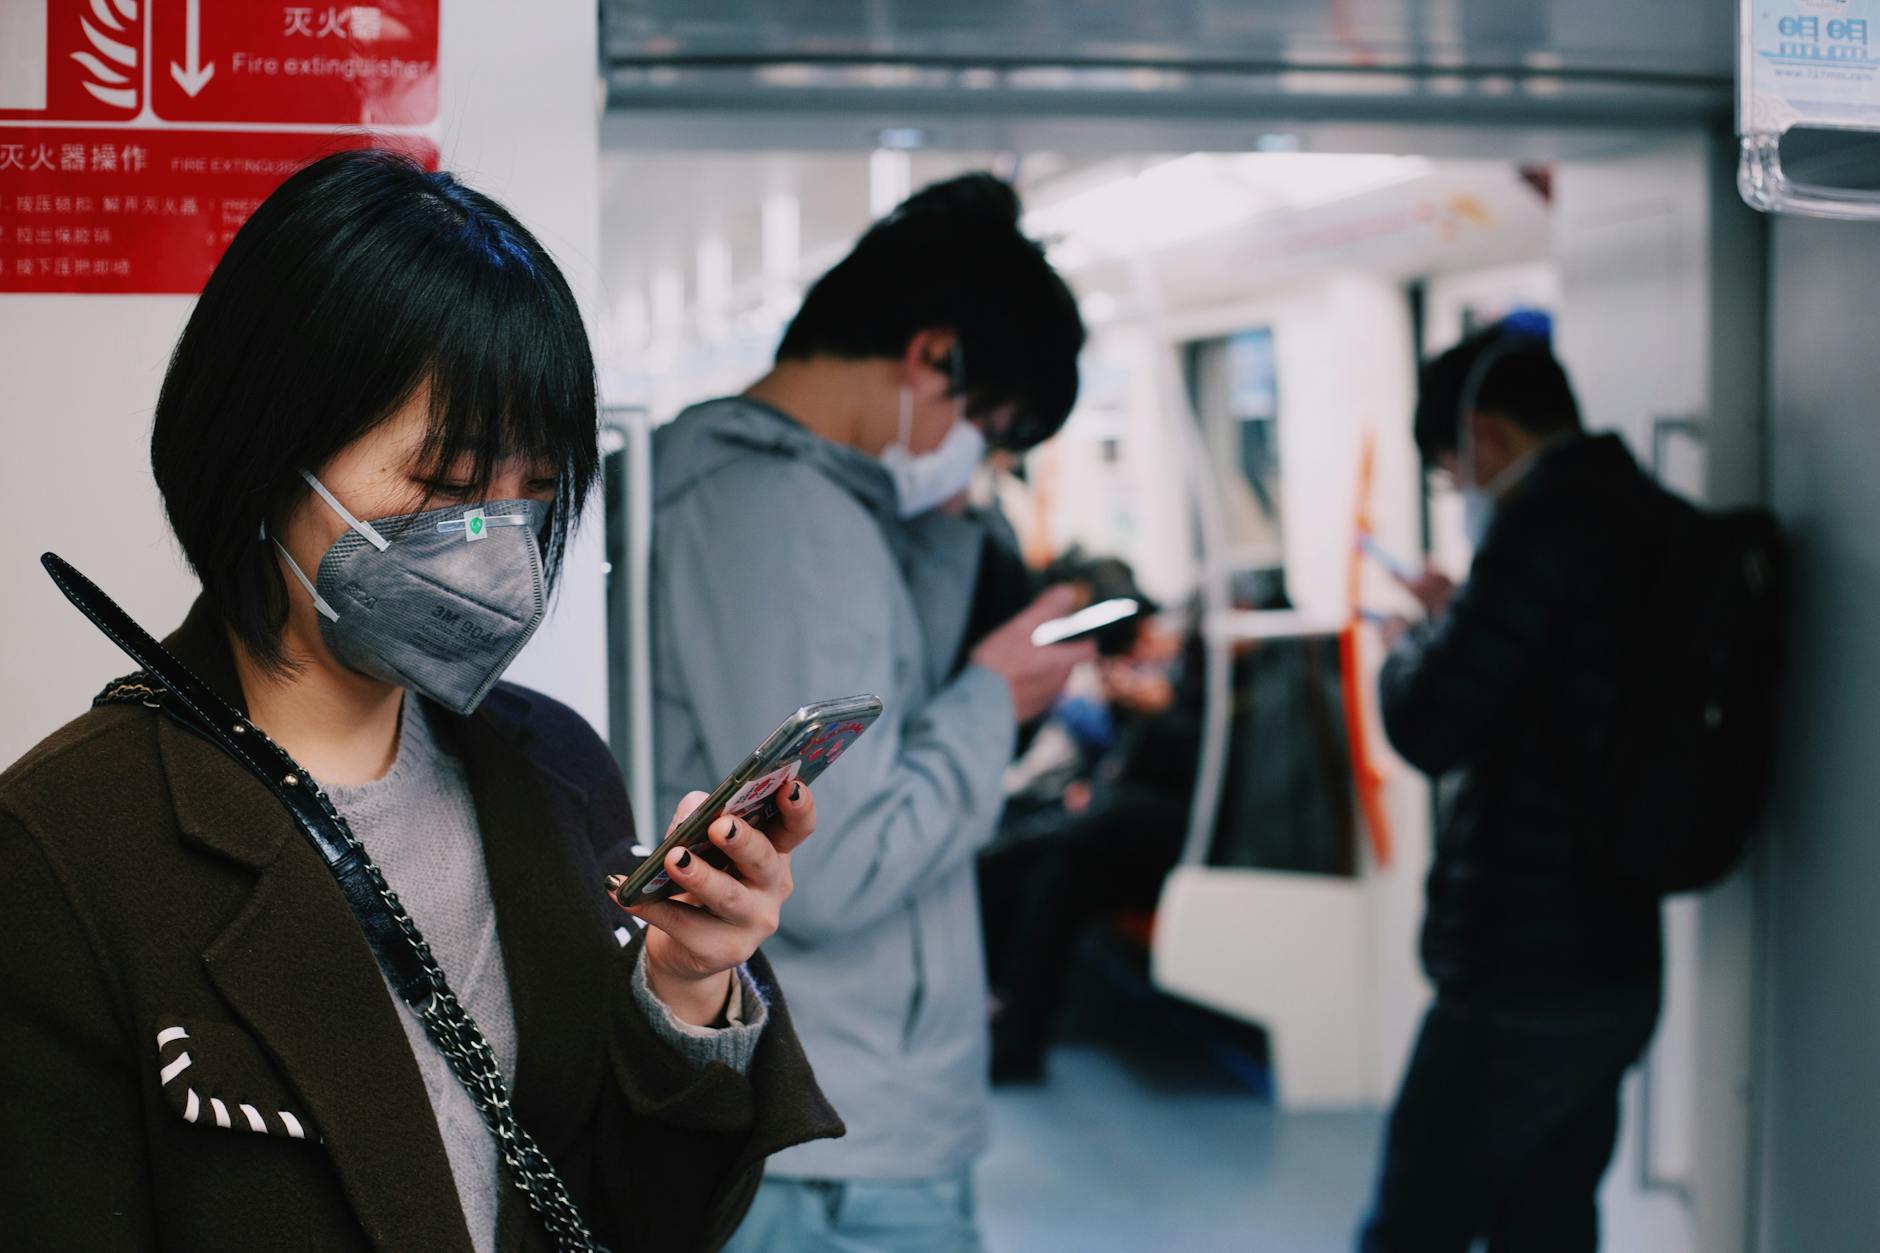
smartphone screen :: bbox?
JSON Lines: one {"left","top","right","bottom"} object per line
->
{"left": 1031, "top": 597, "right": 1141, "bottom": 648}
{"left": 614, "top": 694, "right": 884, "bottom": 903}
{"left": 1359, "top": 534, "right": 1420, "bottom": 583}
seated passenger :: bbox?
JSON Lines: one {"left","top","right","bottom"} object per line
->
{"left": 979, "top": 557, "right": 1202, "bottom": 1083}
{"left": 0, "top": 148, "right": 840, "bottom": 1252}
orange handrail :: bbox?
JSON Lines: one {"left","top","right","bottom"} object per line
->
{"left": 1342, "top": 432, "right": 1393, "bottom": 866}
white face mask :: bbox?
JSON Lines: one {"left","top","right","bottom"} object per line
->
{"left": 1458, "top": 440, "right": 1540, "bottom": 549}
{"left": 879, "top": 380, "right": 987, "bottom": 519}
{"left": 1460, "top": 484, "right": 1495, "bottom": 549}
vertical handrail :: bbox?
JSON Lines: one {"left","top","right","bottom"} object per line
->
{"left": 601, "top": 406, "right": 658, "bottom": 834}
{"left": 1176, "top": 392, "right": 1236, "bottom": 869}
{"left": 1633, "top": 413, "right": 1705, "bottom": 1207}
{"left": 624, "top": 408, "right": 656, "bottom": 834}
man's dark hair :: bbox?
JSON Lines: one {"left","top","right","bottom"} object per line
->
{"left": 1413, "top": 318, "right": 1582, "bottom": 465}
{"left": 151, "top": 146, "right": 599, "bottom": 672}
{"left": 777, "top": 172, "right": 1085, "bottom": 452}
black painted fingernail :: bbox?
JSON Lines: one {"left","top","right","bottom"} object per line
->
{"left": 790, "top": 783, "right": 802, "bottom": 802}
{"left": 676, "top": 849, "right": 693, "bottom": 870}
{"left": 722, "top": 820, "right": 739, "bottom": 842}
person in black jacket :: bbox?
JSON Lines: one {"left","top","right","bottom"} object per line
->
{"left": 1358, "top": 319, "right": 1665, "bottom": 1252}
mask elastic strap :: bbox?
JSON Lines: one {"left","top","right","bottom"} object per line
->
{"left": 1455, "top": 342, "right": 1503, "bottom": 492}
{"left": 300, "top": 469, "right": 390, "bottom": 552}
{"left": 952, "top": 345, "right": 973, "bottom": 428}
{"left": 895, "top": 384, "right": 914, "bottom": 451}
{"left": 1454, "top": 328, "right": 1544, "bottom": 492}
{"left": 259, "top": 519, "right": 341, "bottom": 622}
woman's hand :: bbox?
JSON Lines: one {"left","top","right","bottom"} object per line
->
{"left": 607, "top": 784, "right": 817, "bottom": 1027}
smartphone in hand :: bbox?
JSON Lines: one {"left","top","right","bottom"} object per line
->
{"left": 612, "top": 694, "right": 885, "bottom": 904}
{"left": 1030, "top": 597, "right": 1141, "bottom": 648}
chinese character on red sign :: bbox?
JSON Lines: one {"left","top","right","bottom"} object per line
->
{"left": 0, "top": 130, "right": 438, "bottom": 294}
{"left": 152, "top": 1, "right": 439, "bottom": 125}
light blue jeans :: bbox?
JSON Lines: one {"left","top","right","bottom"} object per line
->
{"left": 722, "top": 1172, "right": 984, "bottom": 1253}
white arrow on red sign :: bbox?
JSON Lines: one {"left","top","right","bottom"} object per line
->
{"left": 170, "top": 0, "right": 216, "bottom": 97}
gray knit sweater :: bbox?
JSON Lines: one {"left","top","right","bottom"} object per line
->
{"left": 328, "top": 698, "right": 767, "bottom": 1253}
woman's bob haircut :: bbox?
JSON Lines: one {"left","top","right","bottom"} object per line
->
{"left": 151, "top": 146, "right": 599, "bottom": 672}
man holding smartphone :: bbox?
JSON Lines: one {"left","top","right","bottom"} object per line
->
{"left": 650, "top": 173, "right": 1090, "bottom": 1252}
{"left": 1361, "top": 318, "right": 1668, "bottom": 1251}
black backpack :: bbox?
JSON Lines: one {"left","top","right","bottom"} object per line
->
{"left": 1597, "top": 488, "right": 1784, "bottom": 893}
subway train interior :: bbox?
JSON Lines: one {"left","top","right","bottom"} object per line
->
{"left": 3, "top": 1, "right": 1878, "bottom": 1251}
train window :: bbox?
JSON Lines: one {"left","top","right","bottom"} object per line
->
{"left": 1184, "top": 327, "right": 1283, "bottom": 566}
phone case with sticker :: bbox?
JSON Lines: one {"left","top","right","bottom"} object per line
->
{"left": 613, "top": 694, "right": 885, "bottom": 904}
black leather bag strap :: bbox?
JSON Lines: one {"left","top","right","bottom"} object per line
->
{"left": 43, "top": 552, "right": 432, "bottom": 1002}
{"left": 45, "top": 552, "right": 608, "bottom": 1253}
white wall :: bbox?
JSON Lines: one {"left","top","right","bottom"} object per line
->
{"left": 1421, "top": 262, "right": 1562, "bottom": 351}
{"left": 1027, "top": 328, "right": 1201, "bottom": 609}
{"left": 0, "top": 1, "right": 605, "bottom": 768}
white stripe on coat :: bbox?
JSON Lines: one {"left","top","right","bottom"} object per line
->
{"left": 157, "top": 1021, "right": 315, "bottom": 1141}
{"left": 158, "top": 1051, "right": 192, "bottom": 1086}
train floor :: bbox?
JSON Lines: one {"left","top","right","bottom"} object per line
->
{"left": 982, "top": 1045, "right": 1381, "bottom": 1251}
{"left": 978, "top": 929, "right": 1383, "bottom": 1252}
{"left": 976, "top": 931, "right": 1688, "bottom": 1252}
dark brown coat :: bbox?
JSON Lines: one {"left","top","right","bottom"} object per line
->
{"left": 0, "top": 599, "right": 842, "bottom": 1251}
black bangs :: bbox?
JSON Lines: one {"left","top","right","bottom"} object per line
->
{"left": 151, "top": 147, "right": 599, "bottom": 671}
{"left": 405, "top": 185, "right": 601, "bottom": 585}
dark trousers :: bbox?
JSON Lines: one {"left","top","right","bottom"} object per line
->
{"left": 976, "top": 787, "right": 1187, "bottom": 1067}
{"left": 1359, "top": 981, "right": 1661, "bottom": 1253}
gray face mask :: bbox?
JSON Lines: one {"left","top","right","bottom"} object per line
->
{"left": 268, "top": 470, "right": 549, "bottom": 715}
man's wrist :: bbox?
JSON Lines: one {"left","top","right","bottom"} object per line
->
{"left": 963, "top": 660, "right": 1021, "bottom": 722}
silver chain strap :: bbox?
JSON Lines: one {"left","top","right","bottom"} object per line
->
{"left": 100, "top": 678, "right": 608, "bottom": 1253}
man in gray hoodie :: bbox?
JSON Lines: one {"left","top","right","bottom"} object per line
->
{"left": 652, "top": 174, "right": 1090, "bottom": 1251}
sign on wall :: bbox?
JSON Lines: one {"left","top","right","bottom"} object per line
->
{"left": 150, "top": 1, "right": 439, "bottom": 125}
{"left": 2, "top": 128, "right": 437, "bottom": 293}
{"left": 0, "top": 1, "right": 440, "bottom": 294}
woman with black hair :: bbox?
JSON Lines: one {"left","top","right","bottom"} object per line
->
{"left": 0, "top": 148, "right": 841, "bottom": 1252}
